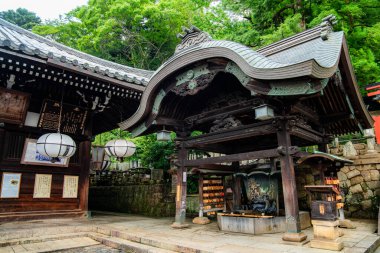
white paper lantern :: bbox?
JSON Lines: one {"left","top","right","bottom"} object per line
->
{"left": 105, "top": 139, "right": 136, "bottom": 158}
{"left": 36, "top": 133, "right": 76, "bottom": 160}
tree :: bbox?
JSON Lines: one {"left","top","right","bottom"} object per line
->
{"left": 0, "top": 8, "right": 41, "bottom": 30}
{"left": 33, "top": 0, "right": 210, "bottom": 70}
{"left": 195, "top": 0, "right": 380, "bottom": 93}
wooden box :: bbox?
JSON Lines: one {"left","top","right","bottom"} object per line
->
{"left": 311, "top": 201, "right": 337, "bottom": 221}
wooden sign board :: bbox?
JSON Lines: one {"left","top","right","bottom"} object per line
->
{"left": 33, "top": 174, "right": 52, "bottom": 198}
{"left": 38, "top": 99, "right": 88, "bottom": 135}
{"left": 63, "top": 175, "right": 79, "bottom": 198}
{"left": 21, "top": 138, "right": 69, "bottom": 167}
{"left": 1, "top": 173, "right": 22, "bottom": 198}
{"left": 0, "top": 87, "right": 30, "bottom": 125}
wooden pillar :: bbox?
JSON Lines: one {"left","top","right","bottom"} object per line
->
{"left": 172, "top": 138, "right": 189, "bottom": 228}
{"left": 79, "top": 140, "right": 91, "bottom": 216}
{"left": 277, "top": 119, "right": 307, "bottom": 242}
{"left": 232, "top": 161, "right": 241, "bottom": 211}
{"left": 198, "top": 174, "right": 204, "bottom": 217}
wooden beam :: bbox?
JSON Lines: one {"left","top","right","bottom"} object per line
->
{"left": 182, "top": 148, "right": 289, "bottom": 167}
{"left": 47, "top": 59, "right": 145, "bottom": 92}
{"left": 290, "top": 124, "right": 324, "bottom": 143}
{"left": 183, "top": 122, "right": 275, "bottom": 148}
{"left": 291, "top": 103, "right": 319, "bottom": 123}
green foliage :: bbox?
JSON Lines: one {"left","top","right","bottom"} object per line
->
{"left": 0, "top": 8, "right": 41, "bottom": 30}
{"left": 32, "top": 0, "right": 209, "bottom": 70}
{"left": 197, "top": 0, "right": 380, "bottom": 93}
{"left": 93, "top": 130, "right": 175, "bottom": 172}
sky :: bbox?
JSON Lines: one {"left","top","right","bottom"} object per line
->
{"left": 0, "top": 0, "right": 89, "bottom": 21}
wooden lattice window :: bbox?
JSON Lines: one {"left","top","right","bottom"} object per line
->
{"left": 4, "top": 132, "right": 25, "bottom": 161}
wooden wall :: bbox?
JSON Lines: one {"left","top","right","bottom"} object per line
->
{"left": 0, "top": 127, "right": 90, "bottom": 221}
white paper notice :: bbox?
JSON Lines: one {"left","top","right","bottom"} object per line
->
{"left": 1, "top": 173, "right": 21, "bottom": 198}
{"left": 33, "top": 174, "right": 52, "bottom": 198}
{"left": 63, "top": 175, "right": 79, "bottom": 198}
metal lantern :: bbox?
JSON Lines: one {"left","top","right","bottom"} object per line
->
{"left": 36, "top": 133, "right": 76, "bottom": 162}
{"left": 254, "top": 105, "right": 274, "bottom": 120}
{"left": 104, "top": 139, "right": 136, "bottom": 158}
{"left": 157, "top": 129, "right": 171, "bottom": 141}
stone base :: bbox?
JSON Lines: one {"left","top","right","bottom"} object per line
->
{"left": 282, "top": 232, "right": 307, "bottom": 242}
{"left": 171, "top": 222, "right": 190, "bottom": 229}
{"left": 310, "top": 238, "right": 343, "bottom": 251}
{"left": 192, "top": 217, "right": 211, "bottom": 225}
{"left": 339, "top": 219, "right": 356, "bottom": 229}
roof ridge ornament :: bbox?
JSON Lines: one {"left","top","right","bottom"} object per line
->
{"left": 175, "top": 25, "right": 212, "bottom": 53}
{"left": 320, "top": 14, "right": 337, "bottom": 41}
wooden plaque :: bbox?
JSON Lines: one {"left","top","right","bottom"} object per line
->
{"left": 21, "top": 138, "right": 69, "bottom": 167}
{"left": 33, "top": 174, "right": 52, "bottom": 198}
{"left": 63, "top": 175, "right": 79, "bottom": 198}
{"left": 38, "top": 99, "right": 88, "bottom": 135}
{"left": 0, "top": 87, "right": 30, "bottom": 125}
{"left": 1, "top": 173, "right": 22, "bottom": 198}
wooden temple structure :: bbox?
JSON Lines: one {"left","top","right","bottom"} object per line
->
{"left": 118, "top": 16, "right": 373, "bottom": 242}
{"left": 0, "top": 15, "right": 374, "bottom": 242}
{"left": 0, "top": 18, "right": 153, "bottom": 221}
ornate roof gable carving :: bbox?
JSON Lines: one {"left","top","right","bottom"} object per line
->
{"left": 320, "top": 15, "right": 337, "bottom": 40}
{"left": 175, "top": 25, "right": 212, "bottom": 53}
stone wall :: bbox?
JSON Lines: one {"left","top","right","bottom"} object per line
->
{"left": 89, "top": 184, "right": 176, "bottom": 217}
{"left": 296, "top": 141, "right": 380, "bottom": 219}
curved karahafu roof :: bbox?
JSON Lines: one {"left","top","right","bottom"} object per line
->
{"left": 119, "top": 15, "right": 373, "bottom": 134}
{"left": 0, "top": 18, "right": 153, "bottom": 86}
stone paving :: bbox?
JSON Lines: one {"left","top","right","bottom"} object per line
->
{"left": 0, "top": 212, "right": 378, "bottom": 253}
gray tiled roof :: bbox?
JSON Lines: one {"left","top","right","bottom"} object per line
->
{"left": 0, "top": 18, "right": 154, "bottom": 86}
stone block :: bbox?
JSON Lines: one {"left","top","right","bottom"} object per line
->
{"left": 366, "top": 181, "right": 380, "bottom": 190}
{"left": 282, "top": 232, "right": 307, "bottom": 242}
{"left": 350, "top": 176, "right": 363, "bottom": 186}
{"left": 360, "top": 182, "right": 369, "bottom": 191}
{"left": 347, "top": 170, "right": 360, "bottom": 179}
{"left": 363, "top": 189, "right": 373, "bottom": 199}
{"left": 370, "top": 170, "right": 380, "bottom": 181}
{"left": 350, "top": 184, "right": 363, "bottom": 194}
{"left": 337, "top": 171, "right": 347, "bottom": 181}
{"left": 361, "top": 171, "right": 371, "bottom": 182}
{"left": 341, "top": 167, "right": 350, "bottom": 174}
{"left": 310, "top": 238, "right": 343, "bottom": 251}
{"left": 192, "top": 217, "right": 211, "bottom": 225}
{"left": 354, "top": 143, "right": 366, "bottom": 150}
{"left": 311, "top": 220, "right": 341, "bottom": 243}
{"left": 358, "top": 150, "right": 367, "bottom": 155}
{"left": 361, "top": 200, "right": 372, "bottom": 210}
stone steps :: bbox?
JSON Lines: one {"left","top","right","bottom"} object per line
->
{"left": 94, "top": 227, "right": 211, "bottom": 253}
{"left": 0, "top": 236, "right": 100, "bottom": 253}
{"left": 89, "top": 233, "right": 177, "bottom": 253}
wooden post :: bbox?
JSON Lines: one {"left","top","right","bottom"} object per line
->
{"left": 232, "top": 161, "right": 241, "bottom": 211}
{"left": 172, "top": 137, "right": 189, "bottom": 228}
{"left": 79, "top": 140, "right": 91, "bottom": 217}
{"left": 199, "top": 174, "right": 204, "bottom": 217}
{"left": 277, "top": 119, "right": 307, "bottom": 242}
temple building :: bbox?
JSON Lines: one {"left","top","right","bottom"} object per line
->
{"left": 0, "top": 15, "right": 373, "bottom": 243}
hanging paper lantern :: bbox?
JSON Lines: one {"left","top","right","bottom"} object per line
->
{"left": 105, "top": 139, "right": 136, "bottom": 158}
{"left": 36, "top": 133, "right": 76, "bottom": 162}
